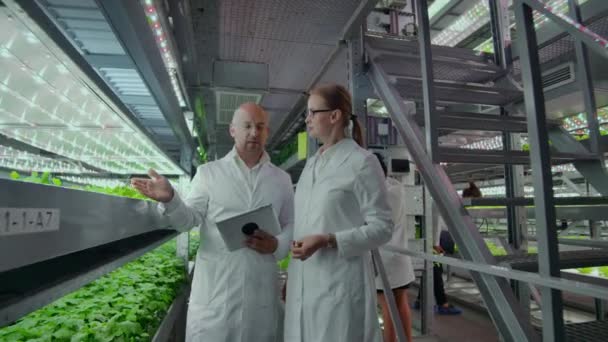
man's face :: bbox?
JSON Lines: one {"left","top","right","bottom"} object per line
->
{"left": 229, "top": 107, "right": 269, "bottom": 153}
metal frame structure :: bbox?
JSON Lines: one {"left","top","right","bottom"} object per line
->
{"left": 514, "top": 0, "right": 608, "bottom": 339}
{"left": 363, "top": 0, "right": 608, "bottom": 341}
{"left": 368, "top": 57, "right": 539, "bottom": 342}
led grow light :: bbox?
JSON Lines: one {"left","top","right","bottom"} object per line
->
{"left": 0, "top": 5, "right": 184, "bottom": 175}
{"left": 478, "top": 185, "right": 535, "bottom": 197}
{"left": 474, "top": 0, "right": 591, "bottom": 53}
{"left": 0, "top": 145, "right": 94, "bottom": 173}
{"left": 434, "top": 0, "right": 590, "bottom": 49}
{"left": 462, "top": 135, "right": 503, "bottom": 150}
{"left": 140, "top": 0, "right": 186, "bottom": 108}
{"left": 432, "top": 1, "right": 490, "bottom": 47}
{"left": 60, "top": 175, "right": 129, "bottom": 188}
{"left": 428, "top": 0, "right": 453, "bottom": 21}
{"left": 562, "top": 109, "right": 608, "bottom": 132}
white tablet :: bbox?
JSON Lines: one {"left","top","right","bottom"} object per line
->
{"left": 215, "top": 204, "right": 282, "bottom": 251}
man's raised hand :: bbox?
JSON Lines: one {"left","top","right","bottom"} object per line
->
{"left": 131, "top": 169, "right": 175, "bottom": 203}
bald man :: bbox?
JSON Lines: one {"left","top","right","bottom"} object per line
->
{"left": 132, "top": 103, "right": 294, "bottom": 342}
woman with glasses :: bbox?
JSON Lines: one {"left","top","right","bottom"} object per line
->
{"left": 284, "top": 83, "right": 393, "bottom": 342}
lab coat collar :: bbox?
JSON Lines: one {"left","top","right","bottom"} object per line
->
{"left": 313, "top": 138, "right": 357, "bottom": 171}
{"left": 225, "top": 146, "right": 270, "bottom": 170}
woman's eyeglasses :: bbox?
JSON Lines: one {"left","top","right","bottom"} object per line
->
{"left": 304, "top": 108, "right": 334, "bottom": 118}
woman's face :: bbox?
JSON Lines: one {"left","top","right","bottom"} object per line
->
{"left": 306, "top": 94, "right": 336, "bottom": 140}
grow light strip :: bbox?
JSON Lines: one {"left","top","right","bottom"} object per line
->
{"left": 478, "top": 185, "right": 583, "bottom": 197}
{"left": 432, "top": 1, "right": 490, "bottom": 47}
{"left": 428, "top": 0, "right": 453, "bottom": 21}
{"left": 0, "top": 6, "right": 184, "bottom": 175}
{"left": 434, "top": 0, "right": 589, "bottom": 48}
{"left": 562, "top": 109, "right": 608, "bottom": 132}
{"left": 60, "top": 176, "right": 129, "bottom": 188}
{"left": 474, "top": 0, "right": 590, "bottom": 52}
{"left": 0, "top": 145, "right": 94, "bottom": 173}
{"left": 141, "top": 0, "right": 186, "bottom": 107}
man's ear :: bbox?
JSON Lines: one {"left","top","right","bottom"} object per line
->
{"left": 229, "top": 124, "right": 235, "bottom": 138}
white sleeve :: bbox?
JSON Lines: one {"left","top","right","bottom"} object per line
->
{"left": 158, "top": 165, "right": 209, "bottom": 232}
{"left": 386, "top": 184, "right": 402, "bottom": 232}
{"left": 434, "top": 210, "right": 446, "bottom": 246}
{"left": 273, "top": 173, "right": 295, "bottom": 260}
{"left": 335, "top": 154, "right": 393, "bottom": 258}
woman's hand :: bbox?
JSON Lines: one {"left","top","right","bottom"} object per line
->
{"left": 433, "top": 245, "right": 445, "bottom": 254}
{"left": 291, "top": 234, "right": 330, "bottom": 261}
{"left": 131, "top": 169, "right": 174, "bottom": 203}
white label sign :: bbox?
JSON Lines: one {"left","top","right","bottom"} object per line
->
{"left": 0, "top": 208, "right": 60, "bottom": 236}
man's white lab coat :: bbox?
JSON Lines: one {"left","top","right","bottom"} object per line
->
{"left": 161, "top": 148, "right": 294, "bottom": 342}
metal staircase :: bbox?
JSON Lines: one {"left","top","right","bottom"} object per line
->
{"left": 363, "top": 0, "right": 608, "bottom": 341}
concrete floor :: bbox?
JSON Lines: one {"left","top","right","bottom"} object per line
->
{"left": 405, "top": 286, "right": 501, "bottom": 342}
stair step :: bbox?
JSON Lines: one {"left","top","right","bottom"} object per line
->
{"left": 413, "top": 112, "right": 562, "bottom": 134}
{"left": 414, "top": 111, "right": 528, "bottom": 132}
{"left": 463, "top": 196, "right": 608, "bottom": 207}
{"left": 495, "top": 249, "right": 608, "bottom": 272}
{"left": 467, "top": 204, "right": 608, "bottom": 220}
{"left": 437, "top": 147, "right": 595, "bottom": 165}
{"left": 393, "top": 78, "right": 522, "bottom": 106}
{"left": 375, "top": 53, "right": 504, "bottom": 84}
{"left": 561, "top": 320, "right": 608, "bottom": 342}
{"left": 366, "top": 33, "right": 493, "bottom": 66}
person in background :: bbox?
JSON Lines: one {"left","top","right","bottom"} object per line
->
{"left": 283, "top": 83, "right": 393, "bottom": 342}
{"left": 413, "top": 226, "right": 462, "bottom": 315}
{"left": 131, "top": 103, "right": 294, "bottom": 342}
{"left": 374, "top": 152, "right": 415, "bottom": 342}
{"left": 462, "top": 181, "right": 482, "bottom": 199}
{"left": 414, "top": 181, "right": 483, "bottom": 315}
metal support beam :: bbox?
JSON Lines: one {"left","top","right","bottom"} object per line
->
{"left": 368, "top": 60, "right": 538, "bottom": 341}
{"left": 489, "top": 0, "right": 513, "bottom": 70}
{"left": 415, "top": 2, "right": 440, "bottom": 332}
{"left": 415, "top": 0, "right": 438, "bottom": 161}
{"left": 587, "top": 189, "right": 607, "bottom": 320}
{"left": 347, "top": 24, "right": 373, "bottom": 145}
{"left": 421, "top": 187, "right": 434, "bottom": 335}
{"left": 372, "top": 250, "right": 407, "bottom": 342}
{"left": 514, "top": 2, "right": 565, "bottom": 341}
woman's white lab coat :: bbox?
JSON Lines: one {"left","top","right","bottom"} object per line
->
{"left": 160, "top": 148, "right": 294, "bottom": 342}
{"left": 375, "top": 177, "right": 416, "bottom": 290}
{"left": 284, "top": 138, "right": 393, "bottom": 342}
